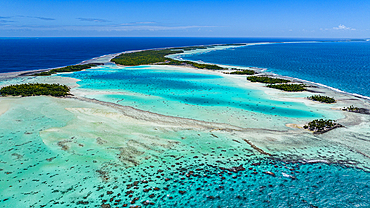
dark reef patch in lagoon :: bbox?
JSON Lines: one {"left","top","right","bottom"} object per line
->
{"left": 66, "top": 155, "right": 370, "bottom": 208}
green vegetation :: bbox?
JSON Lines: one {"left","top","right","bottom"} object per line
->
{"left": 111, "top": 49, "right": 179, "bottom": 66}
{"left": 221, "top": 43, "right": 245, "bottom": 46}
{"left": 32, "top": 64, "right": 98, "bottom": 76}
{"left": 186, "top": 61, "right": 224, "bottom": 70}
{"left": 229, "top": 69, "right": 256, "bottom": 75}
{"left": 246, "top": 76, "right": 306, "bottom": 92}
{"left": 173, "top": 46, "right": 210, "bottom": 51}
{"left": 303, "top": 119, "right": 341, "bottom": 133}
{"left": 247, "top": 76, "right": 290, "bottom": 84}
{"left": 267, "top": 84, "right": 306, "bottom": 92}
{"left": 341, "top": 106, "right": 369, "bottom": 114}
{"left": 111, "top": 48, "right": 226, "bottom": 70}
{"left": 0, "top": 83, "right": 70, "bottom": 97}
{"left": 342, "top": 105, "right": 360, "bottom": 112}
{"left": 162, "top": 59, "right": 225, "bottom": 70}
{"left": 174, "top": 43, "right": 244, "bottom": 50}
{"left": 308, "top": 95, "right": 336, "bottom": 103}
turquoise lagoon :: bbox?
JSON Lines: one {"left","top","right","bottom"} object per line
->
{"left": 1, "top": 44, "right": 370, "bottom": 207}
{"left": 60, "top": 64, "right": 340, "bottom": 130}
{"left": 1, "top": 95, "right": 369, "bottom": 207}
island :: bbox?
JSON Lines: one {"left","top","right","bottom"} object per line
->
{"left": 303, "top": 119, "right": 343, "bottom": 134}
{"left": 1, "top": 42, "right": 370, "bottom": 208}
{"left": 111, "top": 47, "right": 228, "bottom": 70}
{"left": 0, "top": 83, "right": 70, "bottom": 97}
{"left": 226, "top": 69, "right": 256, "bottom": 75}
{"left": 247, "top": 76, "right": 290, "bottom": 84}
{"left": 308, "top": 95, "right": 336, "bottom": 103}
{"left": 32, "top": 63, "right": 101, "bottom": 76}
{"left": 267, "top": 83, "right": 306, "bottom": 92}
{"left": 342, "top": 105, "right": 370, "bottom": 114}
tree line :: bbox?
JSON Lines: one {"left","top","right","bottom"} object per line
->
{"left": 0, "top": 83, "right": 70, "bottom": 97}
{"left": 32, "top": 63, "right": 99, "bottom": 76}
{"left": 308, "top": 95, "right": 336, "bottom": 103}
{"left": 247, "top": 76, "right": 290, "bottom": 84}
{"left": 111, "top": 48, "right": 227, "bottom": 70}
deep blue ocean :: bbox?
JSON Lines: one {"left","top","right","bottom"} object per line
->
{"left": 1, "top": 38, "right": 370, "bottom": 207}
{"left": 1, "top": 38, "right": 369, "bottom": 97}
{"left": 184, "top": 41, "right": 370, "bottom": 97}
{"left": 0, "top": 37, "right": 296, "bottom": 73}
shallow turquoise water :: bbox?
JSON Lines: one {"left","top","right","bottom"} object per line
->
{"left": 2, "top": 103, "right": 369, "bottom": 208}
{"left": 60, "top": 65, "right": 330, "bottom": 129}
{"left": 106, "top": 157, "right": 370, "bottom": 208}
{"left": 1, "top": 42, "right": 370, "bottom": 207}
{"left": 63, "top": 66, "right": 308, "bottom": 117}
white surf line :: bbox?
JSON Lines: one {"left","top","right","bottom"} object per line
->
{"left": 168, "top": 41, "right": 370, "bottom": 101}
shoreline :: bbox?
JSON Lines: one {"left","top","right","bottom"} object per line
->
{"left": 1, "top": 40, "right": 368, "bottom": 101}
{"left": 1, "top": 41, "right": 370, "bottom": 111}
{"left": 1, "top": 41, "right": 370, "bottom": 129}
{"left": 0, "top": 54, "right": 116, "bottom": 79}
{"left": 167, "top": 41, "right": 370, "bottom": 102}
{"left": 0, "top": 42, "right": 253, "bottom": 75}
{"left": 54, "top": 60, "right": 370, "bottom": 139}
{"left": 2, "top": 74, "right": 370, "bottom": 169}
{"left": 1, "top": 42, "right": 370, "bottom": 207}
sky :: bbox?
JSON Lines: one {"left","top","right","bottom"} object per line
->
{"left": 0, "top": 0, "right": 369, "bottom": 38}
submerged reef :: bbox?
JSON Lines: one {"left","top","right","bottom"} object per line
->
{"left": 1, "top": 42, "right": 370, "bottom": 208}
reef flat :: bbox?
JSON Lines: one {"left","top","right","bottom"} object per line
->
{"left": 1, "top": 43, "right": 370, "bottom": 207}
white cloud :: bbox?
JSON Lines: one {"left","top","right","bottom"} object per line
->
{"left": 0, "top": 20, "right": 14, "bottom": 23}
{"left": 134, "top": 22, "right": 156, "bottom": 25}
{"left": 0, "top": 24, "right": 218, "bottom": 32}
{"left": 30, "top": 16, "right": 55, "bottom": 21}
{"left": 78, "top": 18, "right": 110, "bottom": 23}
{"left": 16, "top": 15, "right": 55, "bottom": 21}
{"left": 333, "top": 24, "right": 356, "bottom": 30}
{"left": 120, "top": 22, "right": 156, "bottom": 26}
{"left": 92, "top": 25, "right": 217, "bottom": 32}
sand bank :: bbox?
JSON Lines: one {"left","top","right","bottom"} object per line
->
{"left": 1, "top": 42, "right": 370, "bottom": 168}
{"left": 1, "top": 69, "right": 370, "bottom": 207}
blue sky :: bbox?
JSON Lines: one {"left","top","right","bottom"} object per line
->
{"left": 0, "top": 0, "right": 369, "bottom": 38}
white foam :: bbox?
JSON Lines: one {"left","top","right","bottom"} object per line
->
{"left": 170, "top": 41, "right": 370, "bottom": 101}
{"left": 303, "top": 159, "right": 330, "bottom": 164}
